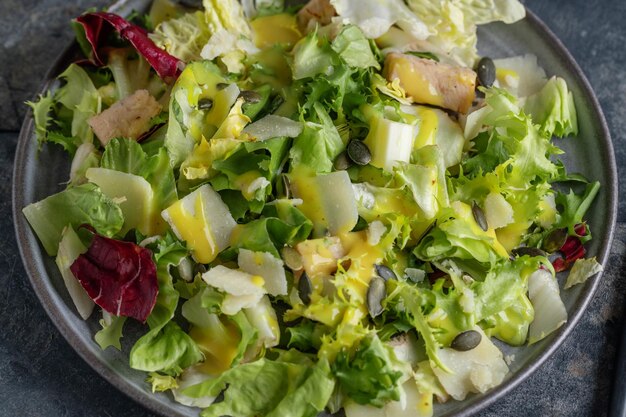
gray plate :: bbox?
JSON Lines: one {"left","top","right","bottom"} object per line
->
{"left": 12, "top": 1, "right": 618, "bottom": 416}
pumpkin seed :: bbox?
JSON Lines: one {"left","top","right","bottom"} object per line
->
{"left": 197, "top": 98, "right": 214, "bottom": 110}
{"left": 216, "top": 82, "right": 230, "bottom": 90}
{"left": 367, "top": 276, "right": 386, "bottom": 318}
{"left": 268, "top": 95, "right": 285, "bottom": 113}
{"left": 340, "top": 259, "right": 352, "bottom": 271}
{"left": 193, "top": 262, "right": 207, "bottom": 276}
{"left": 451, "top": 330, "right": 482, "bottom": 351}
{"left": 476, "top": 57, "right": 496, "bottom": 88}
{"left": 472, "top": 201, "right": 488, "bottom": 231}
{"left": 239, "top": 90, "right": 263, "bottom": 103}
{"left": 352, "top": 216, "right": 368, "bottom": 232}
{"left": 346, "top": 140, "right": 372, "bottom": 166}
{"left": 543, "top": 228, "right": 568, "bottom": 253}
{"left": 298, "top": 272, "right": 313, "bottom": 305}
{"left": 375, "top": 264, "right": 397, "bottom": 281}
{"left": 281, "top": 247, "right": 303, "bottom": 271}
{"left": 333, "top": 151, "right": 352, "bottom": 171}
{"left": 512, "top": 246, "right": 548, "bottom": 258}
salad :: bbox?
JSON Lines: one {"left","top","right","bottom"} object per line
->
{"left": 23, "top": 0, "right": 604, "bottom": 415}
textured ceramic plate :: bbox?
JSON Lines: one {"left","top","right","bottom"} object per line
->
{"left": 12, "top": 1, "right": 618, "bottom": 416}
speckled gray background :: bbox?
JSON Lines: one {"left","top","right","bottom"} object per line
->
{"left": 1, "top": 0, "right": 624, "bottom": 416}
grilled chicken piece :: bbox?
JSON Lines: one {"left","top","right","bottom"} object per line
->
{"left": 384, "top": 52, "right": 477, "bottom": 113}
{"left": 296, "top": 0, "right": 337, "bottom": 32}
{"left": 88, "top": 89, "right": 161, "bottom": 146}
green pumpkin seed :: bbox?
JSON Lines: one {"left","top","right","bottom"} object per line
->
{"left": 197, "top": 98, "right": 214, "bottom": 110}
{"left": 375, "top": 264, "right": 397, "bottom": 281}
{"left": 367, "top": 276, "right": 386, "bottom": 318}
{"left": 476, "top": 57, "right": 496, "bottom": 88}
{"left": 346, "top": 140, "right": 372, "bottom": 166}
{"left": 471, "top": 201, "right": 488, "bottom": 232}
{"left": 268, "top": 95, "right": 285, "bottom": 113}
{"left": 333, "top": 151, "right": 352, "bottom": 171}
{"left": 451, "top": 330, "right": 482, "bottom": 351}
{"left": 298, "top": 272, "right": 313, "bottom": 305}
{"left": 512, "top": 247, "right": 548, "bottom": 258}
{"left": 543, "top": 228, "right": 568, "bottom": 253}
{"left": 352, "top": 216, "right": 368, "bottom": 232}
{"left": 281, "top": 247, "right": 303, "bottom": 271}
{"left": 193, "top": 263, "right": 207, "bottom": 276}
{"left": 239, "top": 90, "right": 263, "bottom": 103}
{"left": 216, "top": 82, "right": 230, "bottom": 90}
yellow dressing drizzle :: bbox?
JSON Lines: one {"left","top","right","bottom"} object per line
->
{"left": 166, "top": 194, "right": 218, "bottom": 263}
{"left": 496, "top": 68, "right": 520, "bottom": 88}
{"left": 414, "top": 106, "right": 439, "bottom": 149}
{"left": 339, "top": 231, "right": 385, "bottom": 313}
{"left": 251, "top": 14, "right": 302, "bottom": 49}
{"left": 389, "top": 55, "right": 444, "bottom": 107}
{"left": 191, "top": 316, "right": 241, "bottom": 374}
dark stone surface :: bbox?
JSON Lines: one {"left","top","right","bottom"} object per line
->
{"left": 0, "top": 0, "right": 623, "bottom": 416}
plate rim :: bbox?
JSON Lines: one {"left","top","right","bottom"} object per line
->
{"left": 11, "top": 3, "right": 618, "bottom": 417}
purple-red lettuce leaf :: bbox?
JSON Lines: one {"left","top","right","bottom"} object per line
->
{"left": 70, "top": 231, "right": 158, "bottom": 322}
{"left": 74, "top": 12, "right": 183, "bottom": 81}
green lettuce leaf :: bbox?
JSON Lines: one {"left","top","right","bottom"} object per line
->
{"left": 331, "top": 25, "right": 380, "bottom": 70}
{"left": 394, "top": 146, "right": 449, "bottom": 220}
{"left": 22, "top": 183, "right": 124, "bottom": 256}
{"left": 101, "top": 136, "right": 148, "bottom": 173}
{"left": 151, "top": 0, "right": 253, "bottom": 73}
{"left": 333, "top": 333, "right": 404, "bottom": 407}
{"left": 106, "top": 49, "right": 167, "bottom": 101}
{"left": 480, "top": 293, "right": 534, "bottom": 346}
{"left": 210, "top": 136, "right": 290, "bottom": 208}
{"left": 228, "top": 200, "right": 313, "bottom": 257}
{"left": 289, "top": 103, "right": 344, "bottom": 174}
{"left": 143, "top": 233, "right": 189, "bottom": 331}
{"left": 182, "top": 285, "right": 259, "bottom": 370}
{"left": 473, "top": 256, "right": 542, "bottom": 322}
{"left": 405, "top": 0, "right": 525, "bottom": 65}
{"left": 414, "top": 203, "right": 509, "bottom": 265}
{"left": 26, "top": 91, "right": 55, "bottom": 149}
{"left": 287, "top": 319, "right": 325, "bottom": 351}
{"left": 165, "top": 60, "right": 232, "bottom": 167}
{"left": 27, "top": 64, "right": 102, "bottom": 155}
{"left": 55, "top": 64, "right": 101, "bottom": 148}
{"left": 94, "top": 314, "right": 127, "bottom": 350}
{"left": 554, "top": 181, "right": 600, "bottom": 240}
{"left": 564, "top": 257, "right": 603, "bottom": 289}
{"left": 181, "top": 356, "right": 335, "bottom": 417}
{"left": 524, "top": 76, "right": 578, "bottom": 138}
{"left": 150, "top": 11, "right": 211, "bottom": 62}
{"left": 291, "top": 30, "right": 340, "bottom": 80}
{"left": 331, "top": 0, "right": 430, "bottom": 40}
{"left": 101, "top": 137, "right": 178, "bottom": 223}
{"left": 129, "top": 321, "right": 203, "bottom": 375}
{"left": 385, "top": 280, "right": 448, "bottom": 371}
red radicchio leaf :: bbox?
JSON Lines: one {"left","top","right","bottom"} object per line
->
{"left": 574, "top": 222, "right": 588, "bottom": 237}
{"left": 74, "top": 12, "right": 183, "bottom": 81}
{"left": 70, "top": 232, "right": 158, "bottom": 322}
{"left": 552, "top": 257, "right": 567, "bottom": 273}
{"left": 551, "top": 235, "right": 586, "bottom": 273}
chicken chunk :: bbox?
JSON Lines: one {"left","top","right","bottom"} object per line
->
{"left": 296, "top": 0, "right": 337, "bottom": 32}
{"left": 88, "top": 89, "right": 162, "bottom": 146}
{"left": 384, "top": 53, "right": 477, "bottom": 113}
